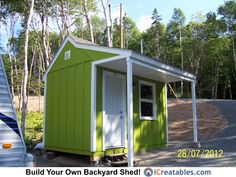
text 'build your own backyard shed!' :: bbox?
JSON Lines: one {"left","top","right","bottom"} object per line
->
{"left": 43, "top": 35, "right": 198, "bottom": 166}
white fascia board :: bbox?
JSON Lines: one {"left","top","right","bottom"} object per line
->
{"left": 42, "top": 36, "right": 71, "bottom": 81}
{"left": 68, "top": 36, "right": 132, "bottom": 56}
{"left": 43, "top": 36, "right": 131, "bottom": 81}
{"left": 131, "top": 59, "right": 195, "bottom": 82}
{"left": 93, "top": 55, "right": 128, "bottom": 65}
{"left": 131, "top": 53, "right": 196, "bottom": 81}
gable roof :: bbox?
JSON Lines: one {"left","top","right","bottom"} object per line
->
{"left": 43, "top": 35, "right": 196, "bottom": 81}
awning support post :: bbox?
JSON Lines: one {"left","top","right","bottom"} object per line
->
{"left": 127, "top": 57, "right": 134, "bottom": 167}
{"left": 191, "top": 81, "right": 198, "bottom": 143}
{"left": 165, "top": 83, "right": 169, "bottom": 144}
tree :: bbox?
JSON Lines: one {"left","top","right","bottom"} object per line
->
{"left": 81, "top": 0, "right": 97, "bottom": 43}
{"left": 218, "top": 1, "right": 236, "bottom": 72}
{"left": 21, "top": 0, "right": 35, "bottom": 137}
{"left": 169, "top": 8, "right": 186, "bottom": 96}
{"left": 35, "top": 0, "right": 53, "bottom": 67}
{"left": 142, "top": 8, "right": 164, "bottom": 59}
{"left": 100, "top": 0, "right": 113, "bottom": 47}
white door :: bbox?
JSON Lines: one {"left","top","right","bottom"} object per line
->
{"left": 103, "top": 71, "right": 126, "bottom": 149}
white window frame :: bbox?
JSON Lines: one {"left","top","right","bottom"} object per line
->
{"left": 64, "top": 50, "right": 71, "bottom": 60}
{"left": 139, "top": 80, "right": 157, "bottom": 120}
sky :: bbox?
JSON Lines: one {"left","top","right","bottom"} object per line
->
{"left": 110, "top": 0, "right": 226, "bottom": 31}
{"left": 0, "top": 0, "right": 227, "bottom": 51}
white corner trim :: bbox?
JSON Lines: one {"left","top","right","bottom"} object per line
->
{"left": 43, "top": 77, "right": 47, "bottom": 148}
{"left": 165, "top": 83, "right": 168, "bottom": 144}
{"left": 102, "top": 70, "right": 105, "bottom": 151}
{"left": 90, "top": 63, "right": 97, "bottom": 152}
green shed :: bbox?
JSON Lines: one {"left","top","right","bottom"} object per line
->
{"left": 42, "top": 35, "right": 198, "bottom": 166}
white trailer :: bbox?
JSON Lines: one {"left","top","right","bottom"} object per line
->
{"left": 0, "top": 57, "right": 33, "bottom": 167}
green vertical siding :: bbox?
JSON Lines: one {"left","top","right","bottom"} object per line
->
{"left": 45, "top": 40, "right": 116, "bottom": 155}
{"left": 96, "top": 67, "right": 103, "bottom": 152}
{"left": 74, "top": 64, "right": 84, "bottom": 150}
{"left": 95, "top": 68, "right": 167, "bottom": 153}
{"left": 45, "top": 63, "right": 92, "bottom": 153}
{"left": 133, "top": 76, "right": 166, "bottom": 150}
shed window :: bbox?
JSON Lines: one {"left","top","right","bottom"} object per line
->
{"left": 64, "top": 50, "right": 71, "bottom": 60}
{"left": 139, "top": 80, "right": 156, "bottom": 120}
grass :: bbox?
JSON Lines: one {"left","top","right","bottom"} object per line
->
{"left": 17, "top": 111, "right": 43, "bottom": 149}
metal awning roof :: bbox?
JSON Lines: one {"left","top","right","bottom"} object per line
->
{"left": 93, "top": 54, "right": 195, "bottom": 83}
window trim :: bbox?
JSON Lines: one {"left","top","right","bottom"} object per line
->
{"left": 64, "top": 50, "right": 71, "bottom": 60}
{"left": 139, "top": 80, "right": 157, "bottom": 120}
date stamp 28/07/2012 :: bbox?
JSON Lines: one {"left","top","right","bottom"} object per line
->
{"left": 177, "top": 149, "right": 223, "bottom": 158}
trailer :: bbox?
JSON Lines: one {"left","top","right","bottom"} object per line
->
{"left": 0, "top": 56, "right": 33, "bottom": 167}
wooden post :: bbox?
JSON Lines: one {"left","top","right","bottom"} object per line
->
{"left": 127, "top": 58, "right": 133, "bottom": 167}
{"left": 120, "top": 3, "right": 123, "bottom": 49}
{"left": 191, "top": 81, "right": 198, "bottom": 143}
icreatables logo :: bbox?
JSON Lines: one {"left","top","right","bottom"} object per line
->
{"left": 144, "top": 167, "right": 153, "bottom": 177}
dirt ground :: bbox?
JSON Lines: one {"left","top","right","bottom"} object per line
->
{"left": 168, "top": 99, "right": 228, "bottom": 141}
{"left": 13, "top": 96, "right": 44, "bottom": 112}
{"left": 25, "top": 97, "right": 228, "bottom": 167}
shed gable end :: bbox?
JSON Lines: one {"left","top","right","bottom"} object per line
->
{"left": 49, "top": 40, "right": 117, "bottom": 73}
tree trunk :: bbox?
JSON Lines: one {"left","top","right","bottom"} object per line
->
{"left": 6, "top": 43, "right": 14, "bottom": 97}
{"left": 101, "top": 0, "right": 112, "bottom": 47}
{"left": 57, "top": 0, "right": 69, "bottom": 40}
{"left": 178, "top": 26, "right": 184, "bottom": 96}
{"left": 13, "top": 55, "right": 21, "bottom": 111}
{"left": 108, "top": 1, "right": 113, "bottom": 47}
{"left": 223, "top": 83, "right": 227, "bottom": 99}
{"left": 82, "top": 0, "right": 94, "bottom": 43}
{"left": 21, "top": 0, "right": 35, "bottom": 138}
{"left": 228, "top": 80, "right": 232, "bottom": 99}
{"left": 5, "top": 17, "right": 15, "bottom": 97}
{"left": 41, "top": 12, "right": 50, "bottom": 67}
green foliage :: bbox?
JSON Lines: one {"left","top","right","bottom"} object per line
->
{"left": 17, "top": 112, "right": 43, "bottom": 147}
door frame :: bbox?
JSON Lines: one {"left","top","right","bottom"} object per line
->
{"left": 102, "top": 70, "right": 126, "bottom": 151}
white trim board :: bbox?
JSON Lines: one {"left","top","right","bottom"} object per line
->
{"left": 43, "top": 77, "right": 47, "bottom": 148}
{"left": 90, "top": 63, "right": 96, "bottom": 152}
